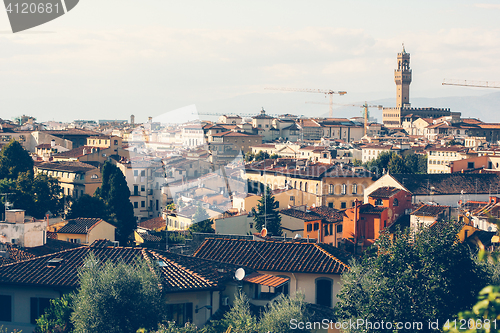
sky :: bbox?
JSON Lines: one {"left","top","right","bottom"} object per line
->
{"left": 1, "top": 1, "right": 500, "bottom": 123}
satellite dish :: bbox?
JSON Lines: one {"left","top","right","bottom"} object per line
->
{"left": 235, "top": 268, "right": 245, "bottom": 281}
{"left": 261, "top": 228, "right": 268, "bottom": 237}
{"left": 294, "top": 234, "right": 302, "bottom": 240}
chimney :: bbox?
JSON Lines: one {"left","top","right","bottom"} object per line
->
{"left": 50, "top": 140, "right": 55, "bottom": 148}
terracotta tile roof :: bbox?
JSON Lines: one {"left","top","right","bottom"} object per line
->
{"left": 411, "top": 204, "right": 450, "bottom": 216}
{"left": 34, "top": 161, "right": 97, "bottom": 173}
{"left": 53, "top": 146, "right": 97, "bottom": 158}
{"left": 391, "top": 173, "right": 500, "bottom": 195}
{"left": 193, "top": 238, "right": 351, "bottom": 274}
{"left": 0, "top": 243, "right": 253, "bottom": 292}
{"left": 359, "top": 204, "right": 386, "bottom": 214}
{"left": 138, "top": 217, "right": 166, "bottom": 231}
{"left": 36, "top": 143, "right": 53, "bottom": 149}
{"left": 0, "top": 244, "right": 35, "bottom": 266}
{"left": 242, "top": 271, "right": 288, "bottom": 287}
{"left": 310, "top": 207, "right": 344, "bottom": 223}
{"left": 369, "top": 187, "right": 401, "bottom": 198}
{"left": 57, "top": 218, "right": 110, "bottom": 234}
{"left": 280, "top": 209, "right": 322, "bottom": 221}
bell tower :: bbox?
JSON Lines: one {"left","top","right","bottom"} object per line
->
{"left": 394, "top": 44, "right": 412, "bottom": 108}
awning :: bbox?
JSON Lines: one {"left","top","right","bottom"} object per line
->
{"left": 242, "top": 272, "right": 289, "bottom": 288}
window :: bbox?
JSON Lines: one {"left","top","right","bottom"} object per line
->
{"left": 375, "top": 198, "right": 383, "bottom": 206}
{"left": 133, "top": 185, "right": 139, "bottom": 196}
{"left": 141, "top": 170, "right": 146, "bottom": 176}
{"left": 307, "top": 224, "right": 312, "bottom": 232}
{"left": 313, "top": 223, "right": 319, "bottom": 231}
{"left": 141, "top": 185, "right": 145, "bottom": 192}
{"left": 352, "top": 184, "right": 357, "bottom": 194}
{"left": 165, "top": 303, "right": 193, "bottom": 326}
{"left": 340, "top": 202, "right": 347, "bottom": 209}
{"left": 31, "top": 297, "right": 52, "bottom": 324}
{"left": 393, "top": 198, "right": 399, "bottom": 207}
{"left": 141, "top": 201, "right": 145, "bottom": 207}
{"left": 315, "top": 278, "right": 333, "bottom": 307}
{"left": 328, "top": 202, "right": 334, "bottom": 208}
{"left": 0, "top": 295, "right": 12, "bottom": 322}
{"left": 341, "top": 184, "right": 346, "bottom": 195}
{"left": 336, "top": 224, "right": 343, "bottom": 233}
{"left": 467, "top": 162, "right": 474, "bottom": 169}
{"left": 134, "top": 202, "right": 138, "bottom": 208}
{"left": 329, "top": 184, "right": 334, "bottom": 194}
{"left": 134, "top": 170, "right": 138, "bottom": 176}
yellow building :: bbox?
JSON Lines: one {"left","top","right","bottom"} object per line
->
{"left": 34, "top": 161, "right": 102, "bottom": 198}
{"left": 244, "top": 159, "right": 373, "bottom": 210}
{"left": 56, "top": 218, "right": 116, "bottom": 245}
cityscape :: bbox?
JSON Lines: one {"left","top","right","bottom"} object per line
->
{"left": 2, "top": 2, "right": 500, "bottom": 332}
{"left": 0, "top": 46, "right": 497, "bottom": 332}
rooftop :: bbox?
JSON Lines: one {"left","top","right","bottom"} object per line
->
{"left": 57, "top": 218, "right": 111, "bottom": 235}
{"left": 193, "top": 238, "right": 351, "bottom": 274}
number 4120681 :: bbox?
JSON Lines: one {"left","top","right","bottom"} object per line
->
{"left": 5, "top": 3, "right": 60, "bottom": 14}
{"left": 444, "top": 319, "right": 497, "bottom": 330}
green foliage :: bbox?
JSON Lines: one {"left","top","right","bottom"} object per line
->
{"left": 221, "top": 292, "right": 257, "bottom": 333}
{"left": 189, "top": 205, "right": 214, "bottom": 233}
{"left": 252, "top": 187, "right": 282, "bottom": 236}
{"left": 0, "top": 325, "right": 21, "bottom": 333}
{"left": 97, "top": 162, "right": 136, "bottom": 244}
{"left": 258, "top": 293, "right": 311, "bottom": 333}
{"left": 13, "top": 171, "right": 63, "bottom": 218}
{"left": 0, "top": 140, "right": 34, "bottom": 180}
{"left": 254, "top": 151, "right": 270, "bottom": 162}
{"left": 66, "top": 194, "right": 108, "bottom": 219}
{"left": 335, "top": 221, "right": 489, "bottom": 333}
{"left": 352, "top": 159, "right": 363, "bottom": 167}
{"left": 166, "top": 203, "right": 176, "bottom": 211}
{"left": 364, "top": 151, "right": 427, "bottom": 176}
{"left": 244, "top": 151, "right": 255, "bottom": 162}
{"left": 71, "top": 253, "right": 164, "bottom": 333}
{"left": 35, "top": 294, "right": 74, "bottom": 333}
{"left": 269, "top": 154, "right": 281, "bottom": 159}
{"left": 444, "top": 218, "right": 500, "bottom": 333}
{"left": 152, "top": 322, "right": 199, "bottom": 333}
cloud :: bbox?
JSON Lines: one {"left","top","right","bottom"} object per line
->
{"left": 474, "top": 4, "right": 500, "bottom": 10}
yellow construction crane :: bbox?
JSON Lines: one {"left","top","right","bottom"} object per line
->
{"left": 442, "top": 79, "right": 500, "bottom": 88}
{"left": 307, "top": 101, "right": 382, "bottom": 136}
{"left": 265, "top": 87, "right": 347, "bottom": 117}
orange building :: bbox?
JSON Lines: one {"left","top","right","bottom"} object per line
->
{"left": 303, "top": 207, "right": 344, "bottom": 245}
{"left": 367, "top": 187, "right": 412, "bottom": 227}
{"left": 342, "top": 187, "right": 412, "bottom": 249}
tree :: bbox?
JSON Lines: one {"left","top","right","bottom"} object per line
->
{"left": 244, "top": 151, "right": 255, "bottom": 162}
{"left": 71, "top": 253, "right": 165, "bottom": 333}
{"left": 387, "top": 153, "right": 409, "bottom": 174}
{"left": 35, "top": 294, "right": 74, "bottom": 333}
{"left": 0, "top": 140, "right": 34, "bottom": 180}
{"left": 335, "top": 221, "right": 489, "bottom": 333}
{"left": 269, "top": 153, "right": 281, "bottom": 159}
{"left": 254, "top": 151, "right": 270, "bottom": 161}
{"left": 13, "top": 171, "right": 64, "bottom": 218}
{"left": 252, "top": 187, "right": 282, "bottom": 236}
{"left": 66, "top": 194, "right": 108, "bottom": 219}
{"left": 97, "top": 162, "right": 136, "bottom": 244}
{"left": 259, "top": 293, "right": 311, "bottom": 333}
{"left": 189, "top": 205, "right": 214, "bottom": 233}
{"left": 220, "top": 292, "right": 257, "bottom": 333}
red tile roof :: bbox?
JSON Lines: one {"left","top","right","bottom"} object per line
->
{"left": 138, "top": 217, "right": 166, "bottom": 231}
{"left": 369, "top": 187, "right": 401, "bottom": 198}
{"left": 0, "top": 242, "right": 256, "bottom": 292}
{"left": 57, "top": 218, "right": 110, "bottom": 234}
{"left": 193, "top": 238, "right": 351, "bottom": 274}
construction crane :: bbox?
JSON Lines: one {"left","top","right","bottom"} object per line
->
{"left": 442, "top": 79, "right": 500, "bottom": 88}
{"left": 265, "top": 87, "right": 347, "bottom": 117}
{"left": 306, "top": 101, "right": 382, "bottom": 136}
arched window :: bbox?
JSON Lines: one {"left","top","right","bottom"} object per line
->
{"left": 352, "top": 183, "right": 357, "bottom": 194}
{"left": 316, "top": 184, "right": 319, "bottom": 194}
{"left": 375, "top": 198, "right": 383, "bottom": 206}
{"left": 300, "top": 182, "right": 303, "bottom": 191}
{"left": 304, "top": 182, "right": 308, "bottom": 192}
{"left": 393, "top": 198, "right": 399, "bottom": 207}
{"left": 341, "top": 184, "right": 347, "bottom": 195}
{"left": 315, "top": 278, "right": 333, "bottom": 307}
